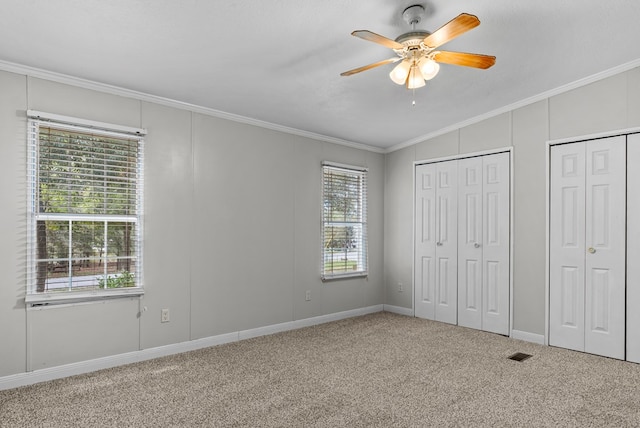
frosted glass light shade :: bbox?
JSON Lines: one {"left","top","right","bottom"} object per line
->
{"left": 389, "top": 60, "right": 411, "bottom": 85}
{"left": 419, "top": 58, "right": 440, "bottom": 80}
{"left": 407, "top": 65, "right": 425, "bottom": 89}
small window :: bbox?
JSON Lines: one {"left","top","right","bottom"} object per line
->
{"left": 26, "top": 116, "right": 144, "bottom": 303}
{"left": 321, "top": 162, "right": 368, "bottom": 280}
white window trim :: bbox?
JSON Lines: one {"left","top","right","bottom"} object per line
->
{"left": 25, "top": 287, "right": 144, "bottom": 306}
{"left": 27, "top": 110, "right": 146, "bottom": 136}
{"left": 321, "top": 161, "right": 368, "bottom": 281}
{"left": 26, "top": 112, "right": 145, "bottom": 306}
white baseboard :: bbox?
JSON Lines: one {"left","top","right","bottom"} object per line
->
{"left": 383, "top": 304, "right": 414, "bottom": 317}
{"left": 510, "top": 329, "right": 545, "bottom": 345}
{"left": 237, "top": 305, "right": 383, "bottom": 340}
{"left": 0, "top": 305, "right": 383, "bottom": 391}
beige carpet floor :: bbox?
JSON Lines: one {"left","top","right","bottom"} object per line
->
{"left": 2, "top": 312, "right": 640, "bottom": 427}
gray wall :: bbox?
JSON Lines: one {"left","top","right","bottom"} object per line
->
{"left": 384, "top": 66, "right": 640, "bottom": 335}
{"left": 3, "top": 64, "right": 638, "bottom": 379}
{"left": 0, "top": 71, "right": 384, "bottom": 377}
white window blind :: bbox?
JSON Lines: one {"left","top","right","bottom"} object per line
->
{"left": 27, "top": 118, "right": 144, "bottom": 300}
{"left": 321, "top": 162, "right": 368, "bottom": 280}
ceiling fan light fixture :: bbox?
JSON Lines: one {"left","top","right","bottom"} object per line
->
{"left": 389, "top": 60, "right": 411, "bottom": 85}
{"left": 419, "top": 58, "right": 440, "bottom": 80}
{"left": 406, "top": 64, "right": 425, "bottom": 89}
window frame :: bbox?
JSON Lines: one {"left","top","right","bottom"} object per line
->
{"left": 321, "top": 161, "right": 368, "bottom": 281}
{"left": 26, "top": 111, "right": 146, "bottom": 305}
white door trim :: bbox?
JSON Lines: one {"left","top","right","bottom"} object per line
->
{"left": 414, "top": 147, "right": 514, "bottom": 167}
{"left": 547, "top": 127, "right": 640, "bottom": 147}
{"left": 627, "top": 134, "right": 640, "bottom": 363}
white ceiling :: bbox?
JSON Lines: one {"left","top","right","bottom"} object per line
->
{"left": 2, "top": 1, "right": 640, "bottom": 151}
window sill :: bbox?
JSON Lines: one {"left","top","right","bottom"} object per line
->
{"left": 26, "top": 287, "right": 144, "bottom": 307}
{"left": 321, "top": 272, "right": 368, "bottom": 282}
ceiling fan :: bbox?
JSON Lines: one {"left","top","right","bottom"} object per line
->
{"left": 340, "top": 5, "right": 496, "bottom": 89}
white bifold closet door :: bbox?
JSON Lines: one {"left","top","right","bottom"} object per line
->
{"left": 457, "top": 152, "right": 510, "bottom": 335}
{"left": 549, "top": 136, "right": 626, "bottom": 360}
{"left": 414, "top": 161, "right": 458, "bottom": 324}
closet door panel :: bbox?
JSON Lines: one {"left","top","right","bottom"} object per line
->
{"left": 584, "top": 137, "right": 625, "bottom": 360}
{"left": 627, "top": 133, "right": 640, "bottom": 363}
{"left": 481, "top": 152, "right": 511, "bottom": 335}
{"left": 415, "top": 164, "right": 437, "bottom": 320}
{"left": 549, "top": 143, "right": 586, "bottom": 352}
{"left": 458, "top": 157, "right": 483, "bottom": 329}
{"left": 435, "top": 161, "right": 458, "bottom": 324}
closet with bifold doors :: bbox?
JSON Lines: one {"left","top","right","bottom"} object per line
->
{"left": 548, "top": 132, "right": 640, "bottom": 362}
{"left": 414, "top": 151, "right": 511, "bottom": 335}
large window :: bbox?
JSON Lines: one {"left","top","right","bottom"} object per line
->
{"left": 321, "top": 162, "right": 368, "bottom": 280}
{"left": 27, "top": 114, "right": 144, "bottom": 303}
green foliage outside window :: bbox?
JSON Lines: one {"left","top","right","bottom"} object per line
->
{"left": 97, "top": 270, "right": 135, "bottom": 288}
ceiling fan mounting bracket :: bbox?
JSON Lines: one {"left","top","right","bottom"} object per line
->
{"left": 402, "top": 5, "right": 426, "bottom": 27}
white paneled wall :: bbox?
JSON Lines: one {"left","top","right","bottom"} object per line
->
{"left": 139, "top": 102, "right": 192, "bottom": 350}
{"left": 0, "top": 71, "right": 385, "bottom": 379}
{"left": 0, "top": 71, "right": 27, "bottom": 376}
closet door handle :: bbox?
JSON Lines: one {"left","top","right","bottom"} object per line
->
{"left": 474, "top": 243, "right": 481, "bottom": 248}
{"left": 588, "top": 247, "right": 596, "bottom": 254}
{"left": 436, "top": 242, "right": 443, "bottom": 246}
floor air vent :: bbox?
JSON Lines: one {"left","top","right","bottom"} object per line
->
{"left": 508, "top": 352, "right": 532, "bottom": 362}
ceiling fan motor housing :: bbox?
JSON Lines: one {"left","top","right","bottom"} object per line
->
{"left": 395, "top": 31, "right": 431, "bottom": 45}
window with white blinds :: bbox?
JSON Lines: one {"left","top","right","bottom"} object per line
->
{"left": 27, "top": 117, "right": 144, "bottom": 301}
{"left": 321, "top": 162, "right": 368, "bottom": 280}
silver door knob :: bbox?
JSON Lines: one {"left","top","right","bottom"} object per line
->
{"left": 474, "top": 243, "right": 480, "bottom": 248}
{"left": 436, "top": 242, "right": 443, "bottom": 246}
{"left": 588, "top": 247, "right": 596, "bottom": 254}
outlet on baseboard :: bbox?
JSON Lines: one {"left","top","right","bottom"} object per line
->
{"left": 161, "top": 308, "right": 170, "bottom": 323}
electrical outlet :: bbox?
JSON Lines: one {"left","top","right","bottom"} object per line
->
{"left": 398, "top": 282, "right": 403, "bottom": 292}
{"left": 161, "top": 308, "right": 170, "bottom": 323}
{"left": 305, "top": 290, "right": 311, "bottom": 301}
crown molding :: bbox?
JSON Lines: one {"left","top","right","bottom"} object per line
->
{"left": 0, "top": 60, "right": 385, "bottom": 154}
{"left": 386, "top": 57, "right": 640, "bottom": 153}
{"left": 4, "top": 57, "right": 639, "bottom": 156}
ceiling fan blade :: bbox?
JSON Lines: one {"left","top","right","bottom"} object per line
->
{"left": 433, "top": 51, "right": 496, "bottom": 69}
{"left": 340, "top": 57, "right": 401, "bottom": 76}
{"left": 351, "top": 30, "right": 404, "bottom": 50}
{"left": 423, "top": 13, "right": 480, "bottom": 49}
